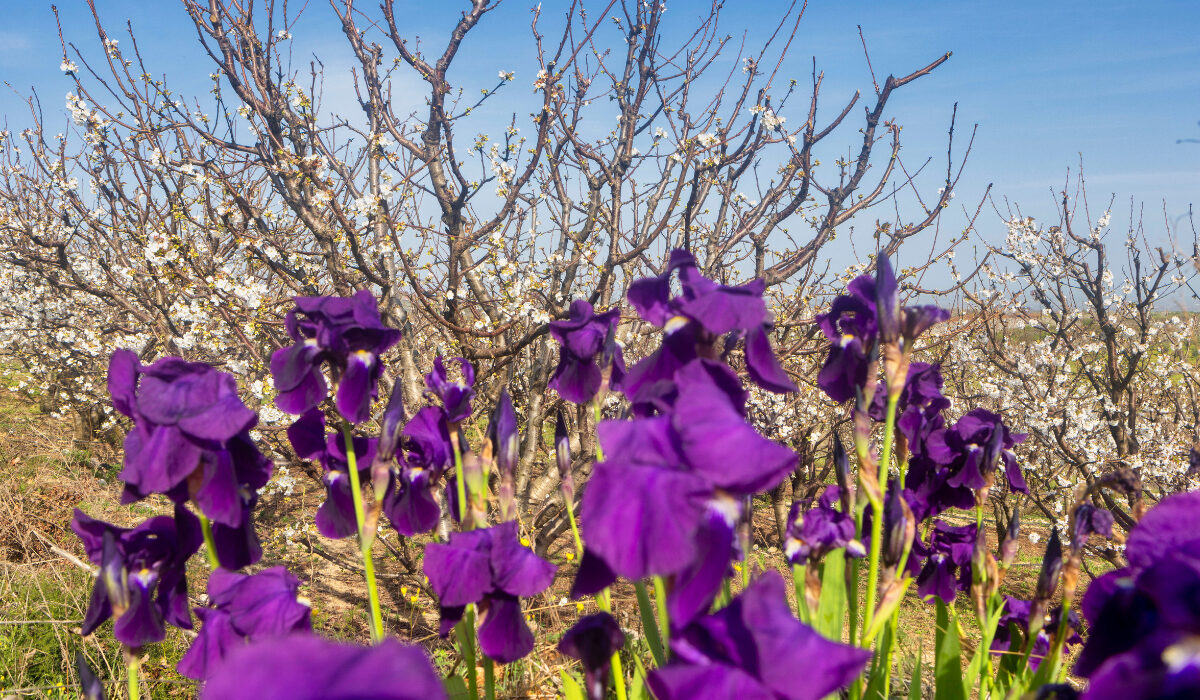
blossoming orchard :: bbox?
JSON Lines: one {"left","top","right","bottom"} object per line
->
{"left": 0, "top": 1, "right": 1196, "bottom": 699}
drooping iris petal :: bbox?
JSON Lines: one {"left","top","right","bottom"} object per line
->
{"left": 667, "top": 505, "right": 737, "bottom": 626}
{"left": 580, "top": 459, "right": 708, "bottom": 580}
{"left": 191, "top": 451, "right": 243, "bottom": 527}
{"left": 315, "top": 472, "right": 359, "bottom": 539}
{"left": 477, "top": 592, "right": 535, "bottom": 663}
{"left": 336, "top": 350, "right": 378, "bottom": 424}
{"left": 177, "top": 608, "right": 240, "bottom": 680}
{"left": 209, "top": 502, "right": 263, "bottom": 570}
{"left": 559, "top": 612, "right": 626, "bottom": 700}
{"left": 672, "top": 360, "right": 796, "bottom": 495}
{"left": 287, "top": 409, "right": 328, "bottom": 460}
{"left": 423, "top": 529, "right": 496, "bottom": 607}
{"left": 744, "top": 325, "right": 798, "bottom": 394}
{"left": 270, "top": 342, "right": 328, "bottom": 415}
{"left": 108, "top": 349, "right": 140, "bottom": 419}
{"left": 570, "top": 549, "right": 619, "bottom": 599}
{"left": 490, "top": 521, "right": 556, "bottom": 597}
{"left": 620, "top": 323, "right": 699, "bottom": 401}
{"left": 201, "top": 635, "right": 446, "bottom": 700}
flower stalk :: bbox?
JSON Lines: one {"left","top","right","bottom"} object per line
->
{"left": 341, "top": 424, "right": 385, "bottom": 644}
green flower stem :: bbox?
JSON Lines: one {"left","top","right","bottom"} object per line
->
{"left": 458, "top": 607, "right": 479, "bottom": 700}
{"left": 653, "top": 576, "right": 671, "bottom": 655}
{"left": 196, "top": 512, "right": 220, "bottom": 570}
{"left": 792, "top": 564, "right": 809, "bottom": 623}
{"left": 566, "top": 496, "right": 584, "bottom": 558}
{"left": 125, "top": 648, "right": 139, "bottom": 700}
{"left": 861, "top": 393, "right": 899, "bottom": 646}
{"left": 483, "top": 655, "right": 495, "bottom": 700}
{"left": 342, "top": 424, "right": 385, "bottom": 644}
{"left": 593, "top": 590, "right": 629, "bottom": 700}
{"left": 452, "top": 431, "right": 470, "bottom": 530}
{"left": 583, "top": 400, "right": 627, "bottom": 700}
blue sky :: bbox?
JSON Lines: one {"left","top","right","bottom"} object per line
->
{"left": 2, "top": 0, "right": 1197, "bottom": 252}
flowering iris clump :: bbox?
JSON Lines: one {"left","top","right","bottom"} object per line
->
{"left": 648, "top": 572, "right": 871, "bottom": 700}
{"left": 108, "top": 350, "right": 272, "bottom": 568}
{"left": 423, "top": 520, "right": 555, "bottom": 662}
{"left": 71, "top": 508, "right": 200, "bottom": 646}
{"left": 270, "top": 290, "right": 401, "bottom": 423}
{"left": 201, "top": 635, "right": 446, "bottom": 700}
{"left": 178, "top": 566, "right": 312, "bottom": 679}
{"left": 548, "top": 299, "right": 625, "bottom": 403}
{"left": 1072, "top": 491, "right": 1200, "bottom": 699}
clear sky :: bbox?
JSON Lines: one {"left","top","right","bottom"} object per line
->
{"left": 2, "top": 0, "right": 1197, "bottom": 253}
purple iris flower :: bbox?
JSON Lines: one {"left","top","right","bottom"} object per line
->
{"left": 815, "top": 275, "right": 878, "bottom": 404}
{"left": 178, "top": 566, "right": 312, "bottom": 680}
{"left": 577, "top": 359, "right": 796, "bottom": 624}
{"left": 549, "top": 300, "right": 626, "bottom": 404}
{"left": 201, "top": 635, "right": 446, "bottom": 700}
{"left": 425, "top": 356, "right": 475, "bottom": 424}
{"left": 287, "top": 409, "right": 377, "bottom": 539}
{"left": 71, "top": 507, "right": 201, "bottom": 647}
{"left": 914, "top": 520, "right": 977, "bottom": 604}
{"left": 624, "top": 249, "right": 797, "bottom": 396}
{"left": 558, "top": 612, "right": 626, "bottom": 700}
{"left": 108, "top": 351, "right": 272, "bottom": 568}
{"left": 785, "top": 486, "right": 865, "bottom": 566}
{"left": 423, "top": 520, "right": 556, "bottom": 663}
{"left": 270, "top": 290, "right": 401, "bottom": 424}
{"left": 927, "top": 408, "right": 1027, "bottom": 494}
{"left": 648, "top": 572, "right": 871, "bottom": 700}
{"left": 990, "top": 596, "right": 1081, "bottom": 670}
{"left": 1074, "top": 492, "right": 1200, "bottom": 699}
{"left": 381, "top": 406, "right": 452, "bottom": 536}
